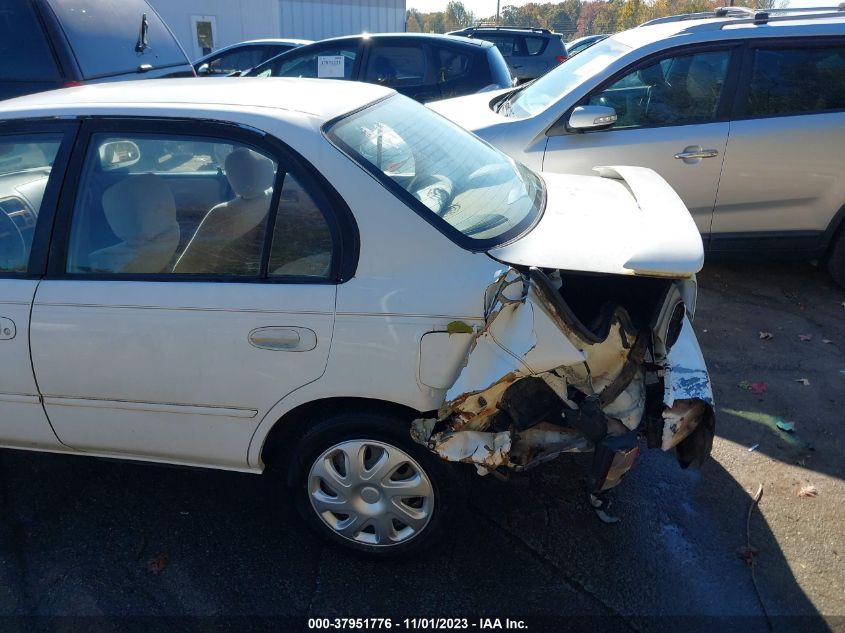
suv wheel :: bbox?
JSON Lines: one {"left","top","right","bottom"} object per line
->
{"left": 292, "top": 411, "right": 464, "bottom": 556}
{"left": 828, "top": 228, "right": 845, "bottom": 288}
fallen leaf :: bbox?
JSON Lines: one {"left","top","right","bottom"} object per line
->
{"left": 759, "top": 331, "right": 773, "bottom": 340}
{"left": 738, "top": 380, "right": 751, "bottom": 390}
{"left": 823, "top": 339, "right": 832, "bottom": 344}
{"left": 798, "top": 334, "right": 813, "bottom": 342}
{"left": 776, "top": 420, "right": 796, "bottom": 433}
{"left": 736, "top": 545, "right": 760, "bottom": 564}
{"left": 750, "top": 381, "right": 767, "bottom": 395}
{"left": 795, "top": 378, "right": 810, "bottom": 386}
{"left": 798, "top": 485, "right": 818, "bottom": 498}
{"left": 145, "top": 554, "right": 169, "bottom": 575}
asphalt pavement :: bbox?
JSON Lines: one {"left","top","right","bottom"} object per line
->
{"left": 0, "top": 260, "right": 843, "bottom": 633}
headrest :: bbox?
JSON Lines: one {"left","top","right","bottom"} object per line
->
{"left": 638, "top": 64, "right": 665, "bottom": 87}
{"left": 101, "top": 174, "right": 177, "bottom": 243}
{"left": 686, "top": 59, "right": 720, "bottom": 101}
{"left": 225, "top": 148, "right": 276, "bottom": 200}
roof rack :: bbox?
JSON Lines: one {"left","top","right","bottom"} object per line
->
{"left": 639, "top": 4, "right": 845, "bottom": 27}
{"left": 467, "top": 25, "right": 552, "bottom": 34}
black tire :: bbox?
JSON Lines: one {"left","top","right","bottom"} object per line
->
{"left": 827, "top": 228, "right": 845, "bottom": 288}
{"left": 291, "top": 410, "right": 465, "bottom": 557}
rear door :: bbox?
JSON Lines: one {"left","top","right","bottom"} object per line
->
{"left": 711, "top": 38, "right": 845, "bottom": 255}
{"left": 543, "top": 45, "right": 740, "bottom": 238}
{"left": 0, "top": 120, "right": 75, "bottom": 449}
{"left": 30, "top": 119, "right": 346, "bottom": 469}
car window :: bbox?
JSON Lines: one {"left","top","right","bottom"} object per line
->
{"left": 435, "top": 47, "right": 471, "bottom": 83}
{"left": 259, "top": 44, "right": 358, "bottom": 79}
{"left": 588, "top": 50, "right": 731, "bottom": 128}
{"left": 0, "top": 0, "right": 61, "bottom": 81}
{"left": 747, "top": 45, "right": 845, "bottom": 117}
{"left": 485, "top": 35, "right": 516, "bottom": 56}
{"left": 207, "top": 46, "right": 269, "bottom": 74}
{"left": 506, "top": 37, "right": 630, "bottom": 118}
{"left": 268, "top": 174, "right": 334, "bottom": 278}
{"left": 364, "top": 45, "right": 427, "bottom": 88}
{"left": 0, "top": 134, "right": 62, "bottom": 273}
{"left": 524, "top": 36, "right": 547, "bottom": 56}
{"left": 327, "top": 94, "right": 543, "bottom": 246}
{"left": 46, "top": 0, "right": 187, "bottom": 78}
{"left": 67, "top": 134, "right": 280, "bottom": 276}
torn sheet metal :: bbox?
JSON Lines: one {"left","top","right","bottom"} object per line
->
{"left": 411, "top": 267, "right": 715, "bottom": 481}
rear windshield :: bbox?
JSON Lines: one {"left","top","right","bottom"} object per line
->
{"left": 47, "top": 0, "right": 187, "bottom": 79}
{"left": 326, "top": 94, "right": 544, "bottom": 248}
{"left": 0, "top": 0, "right": 61, "bottom": 80}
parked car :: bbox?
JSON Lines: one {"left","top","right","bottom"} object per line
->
{"left": 566, "top": 34, "right": 609, "bottom": 56}
{"left": 430, "top": 8, "right": 845, "bottom": 287}
{"left": 0, "top": 0, "right": 194, "bottom": 101}
{"left": 245, "top": 33, "right": 512, "bottom": 102}
{"left": 448, "top": 26, "right": 568, "bottom": 83}
{"left": 193, "top": 39, "right": 312, "bottom": 76}
{"left": 0, "top": 77, "right": 713, "bottom": 554}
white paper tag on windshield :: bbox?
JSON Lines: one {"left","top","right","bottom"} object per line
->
{"left": 317, "top": 55, "right": 344, "bottom": 78}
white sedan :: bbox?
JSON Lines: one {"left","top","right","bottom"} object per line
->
{"left": 0, "top": 78, "right": 713, "bottom": 555}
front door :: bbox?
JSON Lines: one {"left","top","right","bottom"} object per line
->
{"left": 30, "top": 120, "right": 341, "bottom": 469}
{"left": 544, "top": 47, "right": 739, "bottom": 237}
{"left": 0, "top": 122, "right": 75, "bottom": 450}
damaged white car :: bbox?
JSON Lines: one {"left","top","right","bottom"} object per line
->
{"left": 0, "top": 79, "right": 712, "bottom": 556}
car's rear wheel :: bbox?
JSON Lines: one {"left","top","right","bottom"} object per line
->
{"left": 292, "top": 411, "right": 463, "bottom": 556}
{"left": 827, "top": 227, "right": 845, "bottom": 288}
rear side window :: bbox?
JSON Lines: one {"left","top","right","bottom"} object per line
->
{"left": 47, "top": 0, "right": 187, "bottom": 78}
{"left": 747, "top": 45, "right": 845, "bottom": 117}
{"left": 207, "top": 46, "right": 271, "bottom": 75}
{"left": 485, "top": 35, "right": 516, "bottom": 56}
{"left": 524, "top": 36, "right": 548, "bottom": 56}
{"left": 0, "top": 0, "right": 60, "bottom": 81}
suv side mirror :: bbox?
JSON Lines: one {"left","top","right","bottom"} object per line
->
{"left": 197, "top": 63, "right": 210, "bottom": 75}
{"left": 567, "top": 105, "right": 617, "bottom": 131}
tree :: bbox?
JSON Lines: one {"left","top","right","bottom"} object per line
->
{"left": 406, "top": 8, "right": 424, "bottom": 32}
{"left": 444, "top": 1, "right": 474, "bottom": 30}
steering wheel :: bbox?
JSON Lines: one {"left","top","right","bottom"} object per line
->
{"left": 0, "top": 211, "right": 26, "bottom": 271}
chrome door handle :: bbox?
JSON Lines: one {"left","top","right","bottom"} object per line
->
{"left": 674, "top": 149, "right": 719, "bottom": 160}
{"left": 248, "top": 327, "right": 317, "bottom": 352}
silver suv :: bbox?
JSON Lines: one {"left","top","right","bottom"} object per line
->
{"left": 447, "top": 26, "right": 567, "bottom": 83}
{"left": 432, "top": 8, "right": 845, "bottom": 286}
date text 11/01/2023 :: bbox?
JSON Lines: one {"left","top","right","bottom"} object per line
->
{"left": 307, "top": 618, "right": 529, "bottom": 630}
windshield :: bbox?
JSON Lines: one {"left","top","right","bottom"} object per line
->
{"left": 326, "top": 95, "right": 544, "bottom": 247}
{"left": 504, "top": 37, "right": 631, "bottom": 119}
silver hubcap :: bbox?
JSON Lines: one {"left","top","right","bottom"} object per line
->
{"left": 307, "top": 439, "right": 434, "bottom": 546}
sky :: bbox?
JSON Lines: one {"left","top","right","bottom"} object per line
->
{"left": 406, "top": 1, "right": 532, "bottom": 17}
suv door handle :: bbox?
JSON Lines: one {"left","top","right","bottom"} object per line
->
{"left": 674, "top": 148, "right": 719, "bottom": 160}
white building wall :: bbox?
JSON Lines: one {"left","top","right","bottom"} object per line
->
{"left": 280, "top": 0, "right": 406, "bottom": 40}
{"left": 150, "top": 0, "right": 282, "bottom": 59}
{"left": 149, "top": 0, "right": 406, "bottom": 61}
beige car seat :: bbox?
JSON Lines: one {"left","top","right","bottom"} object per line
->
{"left": 88, "top": 173, "right": 180, "bottom": 274}
{"left": 173, "top": 148, "right": 275, "bottom": 274}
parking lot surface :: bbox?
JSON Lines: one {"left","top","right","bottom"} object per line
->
{"left": 0, "top": 260, "right": 843, "bottom": 632}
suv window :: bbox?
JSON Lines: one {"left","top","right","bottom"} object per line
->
{"left": 588, "top": 50, "right": 731, "bottom": 128}
{"left": 485, "top": 35, "right": 516, "bottom": 56}
{"left": 0, "top": 134, "right": 62, "bottom": 273}
{"left": 524, "top": 36, "right": 548, "bottom": 56}
{"left": 364, "top": 45, "right": 427, "bottom": 88}
{"left": 0, "top": 0, "right": 61, "bottom": 81}
{"left": 747, "top": 45, "right": 845, "bottom": 117}
{"left": 47, "top": 0, "right": 187, "bottom": 78}
{"left": 66, "top": 134, "right": 334, "bottom": 278}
